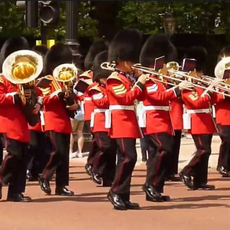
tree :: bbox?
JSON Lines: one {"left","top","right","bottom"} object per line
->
{"left": 117, "top": 1, "right": 230, "bottom": 37}
{"left": 0, "top": 1, "right": 99, "bottom": 41}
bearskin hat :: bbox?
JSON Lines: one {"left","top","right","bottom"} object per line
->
{"left": 140, "top": 34, "right": 177, "bottom": 67}
{"left": 217, "top": 46, "right": 230, "bottom": 62}
{"left": 43, "top": 42, "right": 73, "bottom": 75}
{"left": 32, "top": 45, "right": 48, "bottom": 59}
{"left": 184, "top": 46, "right": 207, "bottom": 72}
{"left": 84, "top": 41, "right": 109, "bottom": 70}
{"left": 92, "top": 51, "right": 111, "bottom": 82}
{"left": 108, "top": 28, "right": 142, "bottom": 64}
{"left": 0, "top": 36, "right": 29, "bottom": 72}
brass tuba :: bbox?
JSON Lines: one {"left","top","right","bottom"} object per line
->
{"left": 2, "top": 50, "right": 43, "bottom": 126}
{"left": 52, "top": 63, "right": 78, "bottom": 118}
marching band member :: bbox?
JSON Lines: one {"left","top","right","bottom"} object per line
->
{"left": 88, "top": 50, "right": 117, "bottom": 186}
{"left": 0, "top": 37, "right": 42, "bottom": 202}
{"left": 180, "top": 46, "right": 216, "bottom": 190}
{"left": 139, "top": 35, "right": 189, "bottom": 202}
{"left": 81, "top": 41, "right": 108, "bottom": 176}
{"left": 106, "top": 28, "right": 147, "bottom": 210}
{"left": 27, "top": 45, "right": 50, "bottom": 181}
{"left": 214, "top": 46, "right": 230, "bottom": 177}
{"left": 39, "top": 43, "right": 78, "bottom": 196}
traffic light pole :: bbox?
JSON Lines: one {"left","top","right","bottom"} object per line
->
{"left": 65, "top": 1, "right": 81, "bottom": 67}
{"left": 41, "top": 22, "right": 47, "bottom": 46}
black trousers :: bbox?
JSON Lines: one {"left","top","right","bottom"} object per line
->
{"left": 27, "top": 130, "right": 51, "bottom": 177}
{"left": 92, "top": 132, "right": 116, "bottom": 182}
{"left": 217, "top": 125, "right": 230, "bottom": 170}
{"left": 42, "top": 131, "right": 70, "bottom": 187}
{"left": 0, "top": 133, "right": 3, "bottom": 166}
{"left": 168, "top": 130, "right": 182, "bottom": 175}
{"left": 111, "top": 138, "right": 137, "bottom": 201}
{"left": 140, "top": 135, "right": 149, "bottom": 160}
{"left": 146, "top": 133, "right": 173, "bottom": 193}
{"left": 0, "top": 136, "right": 28, "bottom": 195}
{"left": 182, "top": 134, "right": 212, "bottom": 186}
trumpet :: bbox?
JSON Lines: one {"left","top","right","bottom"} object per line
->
{"left": 52, "top": 63, "right": 78, "bottom": 118}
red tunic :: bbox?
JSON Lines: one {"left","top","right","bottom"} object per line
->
{"left": 211, "top": 92, "right": 230, "bottom": 126}
{"left": 83, "top": 82, "right": 98, "bottom": 121}
{"left": 106, "top": 72, "right": 144, "bottom": 138}
{"left": 88, "top": 84, "right": 109, "bottom": 133}
{"left": 170, "top": 98, "right": 183, "bottom": 130}
{"left": 0, "top": 75, "right": 30, "bottom": 142}
{"left": 43, "top": 82, "right": 72, "bottom": 134}
{"left": 140, "top": 77, "right": 178, "bottom": 135}
{"left": 182, "top": 87, "right": 216, "bottom": 134}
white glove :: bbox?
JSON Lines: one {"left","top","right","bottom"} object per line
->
{"left": 178, "top": 80, "right": 194, "bottom": 90}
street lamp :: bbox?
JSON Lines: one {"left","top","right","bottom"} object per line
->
{"left": 162, "top": 8, "right": 176, "bottom": 37}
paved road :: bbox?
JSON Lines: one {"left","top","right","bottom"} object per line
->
{"left": 1, "top": 160, "right": 230, "bottom": 230}
{"left": 1, "top": 134, "right": 228, "bottom": 230}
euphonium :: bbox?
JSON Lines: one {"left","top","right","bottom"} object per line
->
{"left": 2, "top": 50, "right": 43, "bottom": 126}
{"left": 52, "top": 63, "right": 78, "bottom": 118}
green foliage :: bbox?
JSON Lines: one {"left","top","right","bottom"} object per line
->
{"left": 118, "top": 1, "right": 230, "bottom": 36}
{"left": 0, "top": 1, "right": 99, "bottom": 41}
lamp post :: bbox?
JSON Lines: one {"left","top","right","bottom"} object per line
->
{"left": 65, "top": 1, "right": 82, "bottom": 67}
{"left": 162, "top": 8, "right": 176, "bottom": 37}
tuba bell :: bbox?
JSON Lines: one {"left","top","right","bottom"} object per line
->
{"left": 52, "top": 63, "right": 78, "bottom": 118}
{"left": 2, "top": 50, "right": 43, "bottom": 126}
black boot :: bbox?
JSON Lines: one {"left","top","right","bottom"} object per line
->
{"left": 7, "top": 193, "right": 32, "bottom": 202}
{"left": 92, "top": 172, "right": 102, "bottom": 185}
{"left": 124, "top": 201, "right": 140, "bottom": 210}
{"left": 107, "top": 190, "right": 127, "bottom": 210}
{"left": 85, "top": 164, "right": 92, "bottom": 176}
{"left": 217, "top": 166, "right": 229, "bottom": 176}
{"left": 142, "top": 184, "right": 163, "bottom": 202}
{"left": 193, "top": 184, "right": 215, "bottom": 191}
{"left": 55, "top": 187, "right": 74, "bottom": 196}
{"left": 39, "top": 177, "right": 51, "bottom": 195}
{"left": 179, "top": 172, "right": 194, "bottom": 189}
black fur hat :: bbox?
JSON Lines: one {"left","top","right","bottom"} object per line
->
{"left": 217, "top": 46, "right": 230, "bottom": 62}
{"left": 108, "top": 28, "right": 142, "bottom": 64}
{"left": 43, "top": 42, "right": 73, "bottom": 75}
{"left": 140, "top": 34, "right": 177, "bottom": 67}
{"left": 32, "top": 45, "right": 48, "bottom": 58}
{"left": 184, "top": 46, "right": 207, "bottom": 72}
{"left": 84, "top": 41, "right": 108, "bottom": 70}
{"left": 0, "top": 36, "right": 29, "bottom": 72}
{"left": 92, "top": 51, "right": 111, "bottom": 82}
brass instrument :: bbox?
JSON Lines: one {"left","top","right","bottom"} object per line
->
{"left": 52, "top": 63, "right": 78, "bottom": 118}
{"left": 2, "top": 50, "right": 43, "bottom": 126}
{"left": 100, "top": 61, "right": 192, "bottom": 90}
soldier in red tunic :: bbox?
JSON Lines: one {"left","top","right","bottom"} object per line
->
{"left": 180, "top": 47, "right": 216, "bottom": 190}
{"left": 27, "top": 45, "right": 51, "bottom": 181}
{"left": 88, "top": 51, "right": 117, "bottom": 186}
{"left": 39, "top": 43, "right": 78, "bottom": 196}
{"left": 213, "top": 46, "right": 230, "bottom": 177}
{"left": 139, "top": 35, "right": 189, "bottom": 202}
{"left": 81, "top": 41, "right": 108, "bottom": 176}
{"left": 106, "top": 29, "right": 147, "bottom": 210}
{"left": 0, "top": 37, "right": 42, "bottom": 202}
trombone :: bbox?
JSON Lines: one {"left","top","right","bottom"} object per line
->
{"left": 101, "top": 62, "right": 193, "bottom": 90}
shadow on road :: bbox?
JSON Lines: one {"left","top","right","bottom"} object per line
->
{"left": 141, "top": 203, "right": 230, "bottom": 210}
